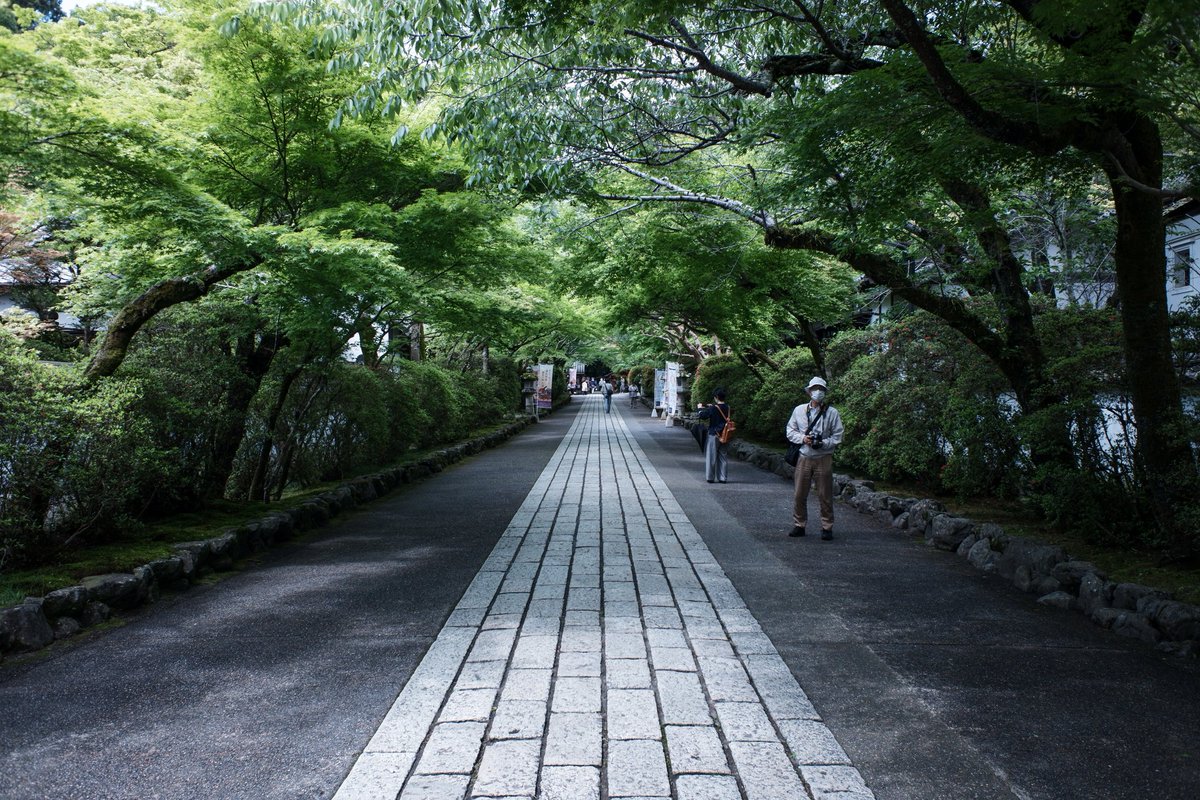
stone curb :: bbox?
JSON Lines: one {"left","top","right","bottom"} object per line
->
{"left": 697, "top": 425, "right": 1200, "bottom": 660}
{"left": 0, "top": 415, "right": 539, "bottom": 661}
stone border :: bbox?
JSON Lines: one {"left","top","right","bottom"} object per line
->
{"left": 0, "top": 415, "right": 540, "bottom": 661}
{"left": 693, "top": 425, "right": 1200, "bottom": 659}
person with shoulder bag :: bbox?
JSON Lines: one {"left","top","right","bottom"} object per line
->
{"left": 696, "top": 388, "right": 734, "bottom": 483}
{"left": 785, "top": 376, "right": 844, "bottom": 540}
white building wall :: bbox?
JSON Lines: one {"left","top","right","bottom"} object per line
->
{"left": 1167, "top": 212, "right": 1200, "bottom": 313}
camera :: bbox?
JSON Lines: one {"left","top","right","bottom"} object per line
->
{"left": 809, "top": 433, "right": 824, "bottom": 448}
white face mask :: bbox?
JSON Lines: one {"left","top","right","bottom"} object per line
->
{"left": 810, "top": 389, "right": 826, "bottom": 403}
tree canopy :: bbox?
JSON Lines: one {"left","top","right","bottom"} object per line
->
{"left": 251, "top": 0, "right": 1199, "bottom": 554}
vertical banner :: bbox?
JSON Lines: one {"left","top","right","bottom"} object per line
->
{"left": 536, "top": 363, "right": 554, "bottom": 410}
{"left": 664, "top": 361, "right": 680, "bottom": 415}
{"left": 654, "top": 369, "right": 666, "bottom": 410}
{"left": 568, "top": 367, "right": 577, "bottom": 391}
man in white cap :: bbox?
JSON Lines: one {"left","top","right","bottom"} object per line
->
{"left": 785, "top": 376, "right": 844, "bottom": 540}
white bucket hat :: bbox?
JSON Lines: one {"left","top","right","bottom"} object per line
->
{"left": 806, "top": 376, "right": 828, "bottom": 392}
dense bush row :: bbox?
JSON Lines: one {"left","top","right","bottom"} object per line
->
{"left": 0, "top": 316, "right": 527, "bottom": 573}
{"left": 687, "top": 305, "right": 1199, "bottom": 555}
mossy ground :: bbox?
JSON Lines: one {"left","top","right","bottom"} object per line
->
{"left": 0, "top": 419, "right": 522, "bottom": 607}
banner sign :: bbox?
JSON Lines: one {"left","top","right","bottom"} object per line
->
{"left": 654, "top": 369, "right": 665, "bottom": 409}
{"left": 568, "top": 367, "right": 577, "bottom": 391}
{"left": 536, "top": 363, "right": 554, "bottom": 410}
{"left": 664, "top": 361, "right": 680, "bottom": 415}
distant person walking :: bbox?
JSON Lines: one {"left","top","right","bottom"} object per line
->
{"left": 786, "top": 376, "right": 844, "bottom": 540}
{"left": 601, "top": 378, "right": 613, "bottom": 413}
{"left": 696, "top": 388, "right": 732, "bottom": 484}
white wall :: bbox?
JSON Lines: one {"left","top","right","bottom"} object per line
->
{"left": 1167, "top": 212, "right": 1200, "bottom": 313}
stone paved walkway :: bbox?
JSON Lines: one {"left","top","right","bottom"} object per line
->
{"left": 334, "top": 395, "right": 875, "bottom": 800}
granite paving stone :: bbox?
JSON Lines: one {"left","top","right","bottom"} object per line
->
{"left": 675, "top": 774, "right": 743, "bottom": 800}
{"left": 605, "top": 658, "right": 653, "bottom": 690}
{"left": 412, "top": 722, "right": 486, "bottom": 775}
{"left": 537, "top": 766, "right": 600, "bottom": 800}
{"left": 714, "top": 701, "right": 778, "bottom": 743}
{"left": 655, "top": 671, "right": 712, "bottom": 725}
{"left": 606, "top": 688, "right": 662, "bottom": 740}
{"left": 332, "top": 397, "right": 874, "bottom": 800}
{"left": 551, "top": 676, "right": 602, "bottom": 713}
{"left": 472, "top": 739, "right": 540, "bottom": 797}
{"left": 665, "top": 725, "right": 731, "bottom": 774}
{"left": 439, "top": 687, "right": 499, "bottom": 722}
{"left": 543, "top": 712, "right": 603, "bottom": 766}
{"left": 607, "top": 739, "right": 670, "bottom": 798}
{"left": 489, "top": 699, "right": 547, "bottom": 740}
{"left": 779, "top": 719, "right": 852, "bottom": 765}
{"left": 398, "top": 774, "right": 471, "bottom": 800}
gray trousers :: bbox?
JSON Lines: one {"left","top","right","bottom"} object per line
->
{"left": 705, "top": 436, "right": 728, "bottom": 482}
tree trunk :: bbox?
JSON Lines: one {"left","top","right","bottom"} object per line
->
{"left": 939, "top": 179, "right": 1075, "bottom": 469}
{"left": 409, "top": 321, "right": 425, "bottom": 361}
{"left": 248, "top": 365, "right": 303, "bottom": 503}
{"left": 357, "top": 315, "right": 380, "bottom": 369}
{"left": 795, "top": 316, "right": 826, "bottom": 378}
{"left": 1104, "top": 118, "right": 1197, "bottom": 557}
{"left": 205, "top": 332, "right": 282, "bottom": 499}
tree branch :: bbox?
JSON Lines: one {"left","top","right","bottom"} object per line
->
{"left": 876, "top": 0, "right": 1074, "bottom": 156}
{"left": 1002, "top": 0, "right": 1147, "bottom": 48}
{"left": 82, "top": 256, "right": 263, "bottom": 384}
{"left": 1104, "top": 150, "right": 1195, "bottom": 200}
{"left": 761, "top": 52, "right": 882, "bottom": 79}
{"left": 623, "top": 23, "right": 773, "bottom": 96}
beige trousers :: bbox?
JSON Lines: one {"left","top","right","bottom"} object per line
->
{"left": 792, "top": 453, "right": 834, "bottom": 531}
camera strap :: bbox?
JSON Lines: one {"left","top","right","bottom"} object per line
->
{"left": 804, "top": 404, "right": 828, "bottom": 438}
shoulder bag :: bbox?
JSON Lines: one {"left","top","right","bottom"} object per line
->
{"left": 716, "top": 404, "right": 736, "bottom": 445}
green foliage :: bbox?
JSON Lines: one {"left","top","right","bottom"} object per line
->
{"left": 0, "top": 2, "right": 559, "bottom": 573}
{"left": 741, "top": 348, "right": 817, "bottom": 443}
{"left": 825, "top": 313, "right": 1019, "bottom": 496}
{"left": 56, "top": 376, "right": 175, "bottom": 531}
{"left": 487, "top": 355, "right": 524, "bottom": 413}
{"left": 0, "top": 314, "right": 525, "bottom": 571}
{"left": 555, "top": 203, "right": 854, "bottom": 363}
{"left": 0, "top": 331, "right": 67, "bottom": 566}
{"left": 1171, "top": 296, "right": 1200, "bottom": 385}
{"left": 627, "top": 363, "right": 655, "bottom": 394}
{"left": 118, "top": 301, "right": 265, "bottom": 501}
{"left": 551, "top": 363, "right": 568, "bottom": 405}
{"left": 1026, "top": 304, "right": 1128, "bottom": 481}
{"left": 690, "top": 355, "right": 760, "bottom": 417}
{"left": 0, "top": 331, "right": 180, "bottom": 565}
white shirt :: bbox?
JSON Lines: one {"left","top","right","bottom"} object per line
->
{"left": 785, "top": 402, "right": 844, "bottom": 459}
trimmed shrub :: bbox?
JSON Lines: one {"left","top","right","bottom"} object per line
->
{"left": 742, "top": 348, "right": 818, "bottom": 442}
{"left": 691, "top": 355, "right": 760, "bottom": 415}
{"left": 627, "top": 364, "right": 656, "bottom": 396}
{"left": 0, "top": 331, "right": 178, "bottom": 562}
{"left": 825, "top": 314, "right": 1018, "bottom": 496}
{"left": 0, "top": 320, "right": 528, "bottom": 571}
